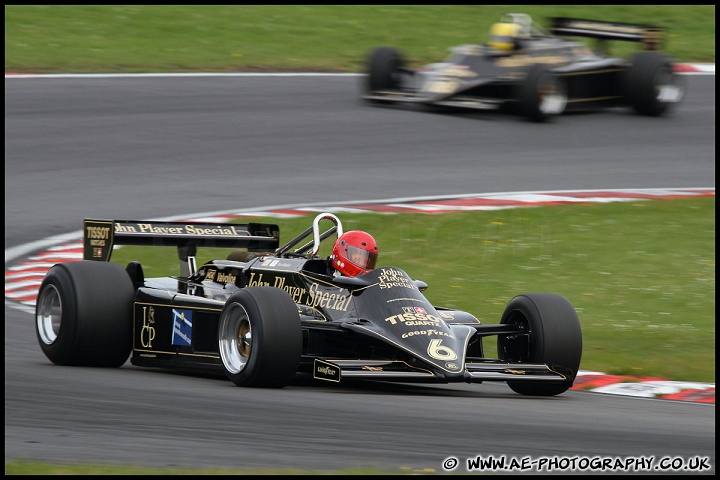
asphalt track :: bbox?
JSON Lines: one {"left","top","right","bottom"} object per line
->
{"left": 4, "top": 72, "right": 715, "bottom": 474}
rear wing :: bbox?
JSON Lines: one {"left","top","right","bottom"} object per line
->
{"left": 83, "top": 219, "right": 279, "bottom": 275}
{"left": 550, "top": 17, "right": 664, "bottom": 50}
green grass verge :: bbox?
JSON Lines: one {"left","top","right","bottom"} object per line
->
{"left": 109, "top": 197, "right": 715, "bottom": 384}
{"left": 5, "top": 5, "right": 715, "bottom": 73}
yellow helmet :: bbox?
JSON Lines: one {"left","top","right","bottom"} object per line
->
{"left": 489, "top": 22, "right": 520, "bottom": 52}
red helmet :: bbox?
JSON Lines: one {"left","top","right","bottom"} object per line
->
{"left": 331, "top": 231, "right": 378, "bottom": 277}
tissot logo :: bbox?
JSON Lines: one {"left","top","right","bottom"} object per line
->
{"left": 86, "top": 225, "right": 110, "bottom": 239}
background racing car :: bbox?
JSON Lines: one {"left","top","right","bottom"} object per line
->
{"left": 36, "top": 213, "right": 583, "bottom": 396}
{"left": 362, "top": 13, "right": 686, "bottom": 121}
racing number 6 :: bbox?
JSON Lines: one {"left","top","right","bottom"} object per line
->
{"left": 427, "top": 339, "right": 457, "bottom": 361}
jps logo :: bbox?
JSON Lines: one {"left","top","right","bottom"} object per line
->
{"left": 141, "top": 306, "right": 156, "bottom": 348}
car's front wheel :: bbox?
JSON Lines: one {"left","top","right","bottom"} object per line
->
{"left": 35, "top": 261, "right": 134, "bottom": 367}
{"left": 218, "top": 287, "right": 302, "bottom": 388}
{"left": 517, "top": 64, "right": 567, "bottom": 122}
{"left": 498, "top": 293, "right": 582, "bottom": 396}
{"left": 365, "top": 47, "right": 404, "bottom": 97}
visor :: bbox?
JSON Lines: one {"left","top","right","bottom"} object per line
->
{"left": 346, "top": 245, "right": 378, "bottom": 270}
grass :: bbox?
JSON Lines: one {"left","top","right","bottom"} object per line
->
{"left": 4, "top": 5, "right": 715, "bottom": 73}
{"left": 110, "top": 197, "right": 715, "bottom": 384}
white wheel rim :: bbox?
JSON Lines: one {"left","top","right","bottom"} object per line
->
{"left": 218, "top": 303, "right": 252, "bottom": 374}
{"left": 36, "top": 284, "right": 62, "bottom": 345}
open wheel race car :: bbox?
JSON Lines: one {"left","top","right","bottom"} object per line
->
{"left": 362, "top": 13, "right": 686, "bottom": 121}
{"left": 36, "top": 212, "right": 582, "bottom": 396}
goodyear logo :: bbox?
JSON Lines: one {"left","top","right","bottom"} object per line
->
{"left": 314, "top": 359, "right": 341, "bottom": 382}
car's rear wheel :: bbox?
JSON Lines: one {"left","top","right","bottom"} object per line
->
{"left": 35, "top": 261, "right": 134, "bottom": 367}
{"left": 498, "top": 293, "right": 582, "bottom": 396}
{"left": 625, "top": 51, "right": 685, "bottom": 116}
{"left": 517, "top": 64, "right": 567, "bottom": 122}
{"left": 218, "top": 287, "right": 302, "bottom": 388}
{"left": 366, "top": 47, "right": 404, "bottom": 96}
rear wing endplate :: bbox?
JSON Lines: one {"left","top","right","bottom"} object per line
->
{"left": 83, "top": 219, "right": 279, "bottom": 275}
{"left": 550, "top": 17, "right": 664, "bottom": 50}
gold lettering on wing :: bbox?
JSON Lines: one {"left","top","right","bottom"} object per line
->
{"left": 566, "top": 21, "right": 645, "bottom": 36}
{"left": 317, "top": 365, "right": 338, "bottom": 376}
{"left": 506, "top": 369, "right": 526, "bottom": 374}
{"left": 184, "top": 225, "right": 241, "bottom": 236}
{"left": 86, "top": 225, "right": 111, "bottom": 239}
{"left": 86, "top": 225, "right": 110, "bottom": 247}
{"left": 114, "top": 223, "right": 137, "bottom": 233}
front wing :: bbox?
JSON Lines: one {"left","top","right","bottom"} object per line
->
{"left": 363, "top": 90, "right": 507, "bottom": 111}
{"left": 311, "top": 358, "right": 572, "bottom": 384}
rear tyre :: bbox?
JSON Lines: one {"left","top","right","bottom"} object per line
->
{"left": 365, "top": 47, "right": 404, "bottom": 100}
{"left": 517, "top": 64, "right": 567, "bottom": 122}
{"left": 218, "top": 287, "right": 302, "bottom": 388}
{"left": 625, "top": 52, "right": 685, "bottom": 116}
{"left": 35, "top": 262, "right": 134, "bottom": 367}
{"left": 498, "top": 293, "right": 582, "bottom": 396}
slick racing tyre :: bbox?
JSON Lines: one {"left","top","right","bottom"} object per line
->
{"left": 218, "top": 287, "right": 302, "bottom": 388}
{"left": 35, "top": 261, "right": 135, "bottom": 367}
{"left": 625, "top": 51, "right": 685, "bottom": 116}
{"left": 366, "top": 47, "right": 404, "bottom": 96}
{"left": 497, "top": 293, "right": 582, "bottom": 396}
{"left": 517, "top": 64, "right": 567, "bottom": 122}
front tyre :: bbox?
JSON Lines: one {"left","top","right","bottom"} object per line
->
{"left": 498, "top": 293, "right": 582, "bottom": 396}
{"left": 625, "top": 52, "right": 685, "bottom": 116}
{"left": 365, "top": 47, "right": 404, "bottom": 97}
{"left": 35, "top": 261, "right": 134, "bottom": 367}
{"left": 517, "top": 64, "right": 567, "bottom": 122}
{"left": 218, "top": 287, "right": 302, "bottom": 388}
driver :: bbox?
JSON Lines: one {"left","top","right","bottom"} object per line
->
{"left": 488, "top": 22, "right": 521, "bottom": 52}
{"left": 330, "top": 230, "right": 378, "bottom": 277}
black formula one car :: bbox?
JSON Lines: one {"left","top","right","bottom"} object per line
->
{"left": 36, "top": 213, "right": 582, "bottom": 396}
{"left": 362, "top": 13, "right": 686, "bottom": 121}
